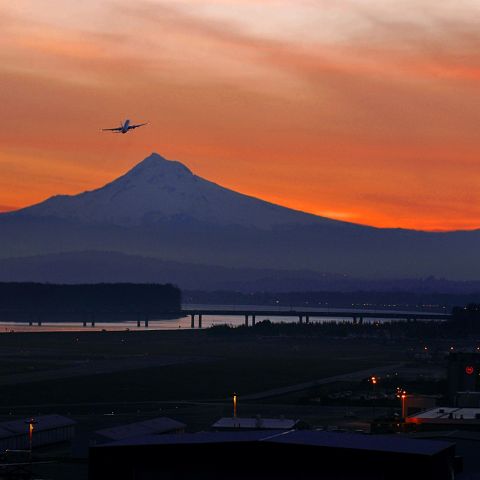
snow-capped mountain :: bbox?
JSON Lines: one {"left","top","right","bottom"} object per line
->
{"left": 0, "top": 152, "right": 479, "bottom": 283}
{"left": 17, "top": 153, "right": 333, "bottom": 229}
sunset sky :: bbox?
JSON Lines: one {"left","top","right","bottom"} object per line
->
{"left": 1, "top": 0, "right": 479, "bottom": 231}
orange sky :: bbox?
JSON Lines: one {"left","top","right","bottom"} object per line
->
{"left": 1, "top": 0, "right": 479, "bottom": 231}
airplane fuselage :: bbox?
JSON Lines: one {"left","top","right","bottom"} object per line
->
{"left": 121, "top": 119, "right": 131, "bottom": 133}
{"left": 102, "top": 118, "right": 147, "bottom": 133}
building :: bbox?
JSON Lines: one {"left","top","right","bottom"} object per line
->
{"left": 404, "top": 395, "right": 437, "bottom": 416}
{"left": 89, "top": 430, "right": 459, "bottom": 480}
{"left": 94, "top": 417, "right": 186, "bottom": 444}
{"left": 212, "top": 416, "right": 299, "bottom": 431}
{"left": 448, "top": 352, "right": 480, "bottom": 403}
{"left": 409, "top": 430, "right": 480, "bottom": 477}
{"left": 406, "top": 407, "right": 480, "bottom": 431}
{"left": 0, "top": 415, "right": 75, "bottom": 451}
{"left": 456, "top": 391, "right": 480, "bottom": 408}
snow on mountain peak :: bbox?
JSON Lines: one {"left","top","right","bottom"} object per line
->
{"left": 128, "top": 153, "right": 193, "bottom": 178}
{"left": 14, "top": 152, "right": 325, "bottom": 229}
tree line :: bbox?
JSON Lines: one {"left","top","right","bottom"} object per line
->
{"left": 0, "top": 283, "right": 181, "bottom": 313}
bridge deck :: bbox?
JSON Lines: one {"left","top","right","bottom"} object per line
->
{"left": 181, "top": 309, "right": 450, "bottom": 320}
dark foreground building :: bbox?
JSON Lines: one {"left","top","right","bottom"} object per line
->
{"left": 89, "top": 430, "right": 459, "bottom": 480}
{"left": 448, "top": 352, "right": 480, "bottom": 403}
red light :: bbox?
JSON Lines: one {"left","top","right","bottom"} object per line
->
{"left": 466, "top": 366, "right": 474, "bottom": 375}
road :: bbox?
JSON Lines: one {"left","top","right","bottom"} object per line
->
{"left": 240, "top": 363, "right": 404, "bottom": 400}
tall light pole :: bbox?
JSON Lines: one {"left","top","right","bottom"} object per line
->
{"left": 396, "top": 388, "right": 407, "bottom": 420}
{"left": 233, "top": 392, "right": 237, "bottom": 418}
{"left": 370, "top": 376, "right": 377, "bottom": 418}
{"left": 25, "top": 418, "right": 37, "bottom": 461}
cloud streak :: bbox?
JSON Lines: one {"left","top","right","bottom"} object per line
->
{"left": 0, "top": 0, "right": 479, "bottom": 230}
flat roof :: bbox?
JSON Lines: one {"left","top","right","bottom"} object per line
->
{"left": 212, "top": 417, "right": 297, "bottom": 430}
{"left": 0, "top": 415, "right": 75, "bottom": 435}
{"left": 408, "top": 407, "right": 480, "bottom": 421}
{"left": 96, "top": 417, "right": 186, "bottom": 441}
{"left": 97, "top": 431, "right": 281, "bottom": 447}
{"left": 94, "top": 430, "right": 454, "bottom": 456}
{"left": 269, "top": 431, "right": 452, "bottom": 456}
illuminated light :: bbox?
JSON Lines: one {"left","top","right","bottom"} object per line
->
{"left": 233, "top": 392, "right": 237, "bottom": 418}
{"left": 400, "top": 391, "right": 407, "bottom": 419}
{"left": 466, "top": 366, "right": 474, "bottom": 375}
{"left": 25, "top": 418, "right": 37, "bottom": 454}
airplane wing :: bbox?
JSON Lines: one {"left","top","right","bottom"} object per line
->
{"left": 129, "top": 122, "right": 148, "bottom": 129}
{"left": 102, "top": 127, "right": 123, "bottom": 132}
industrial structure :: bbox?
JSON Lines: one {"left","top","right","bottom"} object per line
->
{"left": 212, "top": 416, "right": 299, "bottom": 431}
{"left": 0, "top": 415, "right": 75, "bottom": 451}
{"left": 448, "top": 352, "right": 480, "bottom": 404}
{"left": 94, "top": 417, "right": 186, "bottom": 444}
{"left": 89, "top": 430, "right": 459, "bottom": 480}
{"left": 406, "top": 407, "right": 480, "bottom": 432}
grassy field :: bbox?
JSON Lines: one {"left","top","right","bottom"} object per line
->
{"left": 0, "top": 328, "right": 407, "bottom": 410}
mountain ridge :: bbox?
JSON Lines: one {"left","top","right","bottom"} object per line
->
{"left": 12, "top": 153, "right": 343, "bottom": 230}
{"left": 0, "top": 152, "right": 479, "bottom": 282}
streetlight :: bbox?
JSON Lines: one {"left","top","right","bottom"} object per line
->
{"left": 396, "top": 388, "right": 407, "bottom": 419}
{"left": 25, "top": 418, "right": 37, "bottom": 460}
{"left": 233, "top": 392, "right": 237, "bottom": 418}
{"left": 370, "top": 376, "right": 378, "bottom": 418}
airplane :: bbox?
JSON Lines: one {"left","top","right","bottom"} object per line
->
{"left": 102, "top": 119, "right": 148, "bottom": 134}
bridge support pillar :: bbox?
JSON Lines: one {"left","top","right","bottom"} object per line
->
{"left": 198, "top": 315, "right": 202, "bottom": 329}
{"left": 353, "top": 316, "right": 357, "bottom": 325}
{"left": 299, "top": 315, "right": 303, "bottom": 324}
{"left": 191, "top": 314, "right": 195, "bottom": 329}
{"left": 245, "top": 315, "right": 249, "bottom": 327}
{"left": 37, "top": 321, "right": 42, "bottom": 326}
{"left": 137, "top": 319, "right": 141, "bottom": 327}
{"left": 29, "top": 321, "right": 33, "bottom": 326}
{"left": 145, "top": 318, "right": 149, "bottom": 328}
{"left": 83, "top": 321, "right": 87, "bottom": 327}
{"left": 359, "top": 317, "right": 363, "bottom": 325}
{"left": 252, "top": 315, "right": 256, "bottom": 326}
{"left": 306, "top": 316, "right": 310, "bottom": 324}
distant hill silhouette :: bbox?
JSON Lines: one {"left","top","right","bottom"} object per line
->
{"left": 0, "top": 152, "right": 479, "bottom": 285}
{"left": 0, "top": 252, "right": 479, "bottom": 295}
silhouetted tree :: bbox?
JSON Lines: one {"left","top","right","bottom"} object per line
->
{"left": 450, "top": 304, "right": 480, "bottom": 332}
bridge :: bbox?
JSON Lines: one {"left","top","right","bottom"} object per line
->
{"left": 0, "top": 309, "right": 450, "bottom": 329}
{"left": 181, "top": 309, "right": 450, "bottom": 328}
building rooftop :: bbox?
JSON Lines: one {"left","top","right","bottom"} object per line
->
{"left": 95, "top": 430, "right": 453, "bottom": 457}
{"left": 407, "top": 407, "right": 480, "bottom": 422}
{"left": 95, "top": 417, "right": 185, "bottom": 441}
{"left": 269, "top": 430, "right": 452, "bottom": 456}
{"left": 97, "top": 430, "right": 281, "bottom": 447}
{"left": 0, "top": 415, "right": 75, "bottom": 435}
{"left": 212, "top": 417, "right": 297, "bottom": 430}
